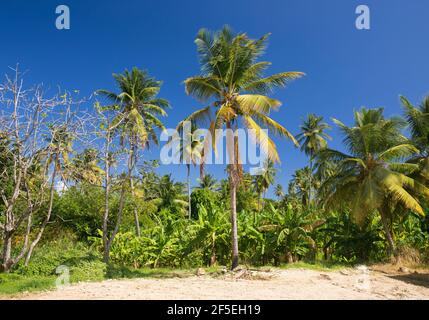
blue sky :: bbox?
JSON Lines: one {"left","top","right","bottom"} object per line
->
{"left": 1, "top": 0, "right": 429, "bottom": 196}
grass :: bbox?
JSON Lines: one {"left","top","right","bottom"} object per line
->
{"left": 0, "top": 273, "right": 56, "bottom": 296}
{"left": 0, "top": 265, "right": 197, "bottom": 296}
{"left": 277, "top": 261, "right": 351, "bottom": 271}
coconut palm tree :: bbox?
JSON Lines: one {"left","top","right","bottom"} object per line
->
{"left": 154, "top": 174, "right": 188, "bottom": 216}
{"left": 45, "top": 125, "right": 74, "bottom": 180}
{"left": 24, "top": 124, "right": 75, "bottom": 265}
{"left": 320, "top": 107, "right": 429, "bottom": 257}
{"left": 198, "top": 173, "right": 218, "bottom": 191}
{"left": 400, "top": 95, "right": 429, "bottom": 183}
{"left": 181, "top": 26, "right": 303, "bottom": 269}
{"left": 274, "top": 184, "right": 284, "bottom": 199}
{"left": 253, "top": 159, "right": 276, "bottom": 211}
{"left": 70, "top": 148, "right": 105, "bottom": 185}
{"left": 98, "top": 67, "right": 169, "bottom": 236}
{"left": 289, "top": 167, "right": 313, "bottom": 207}
{"left": 173, "top": 121, "right": 204, "bottom": 219}
{"left": 296, "top": 114, "right": 331, "bottom": 205}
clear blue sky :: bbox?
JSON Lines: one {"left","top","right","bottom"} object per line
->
{"left": 1, "top": 0, "right": 428, "bottom": 196}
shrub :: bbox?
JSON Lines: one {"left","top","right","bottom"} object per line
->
{"left": 15, "top": 237, "right": 105, "bottom": 282}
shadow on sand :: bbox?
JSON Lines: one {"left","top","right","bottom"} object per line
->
{"left": 389, "top": 272, "right": 429, "bottom": 289}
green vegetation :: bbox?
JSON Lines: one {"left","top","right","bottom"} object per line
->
{"left": 1, "top": 26, "right": 428, "bottom": 295}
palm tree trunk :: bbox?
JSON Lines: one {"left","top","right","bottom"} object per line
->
{"left": 230, "top": 177, "right": 239, "bottom": 269}
{"left": 187, "top": 164, "right": 191, "bottom": 219}
{"left": 380, "top": 206, "right": 396, "bottom": 258}
{"left": 130, "top": 143, "right": 141, "bottom": 237}
{"left": 103, "top": 151, "right": 110, "bottom": 263}
{"left": 308, "top": 156, "right": 313, "bottom": 208}
{"left": 130, "top": 178, "right": 141, "bottom": 237}
{"left": 226, "top": 121, "right": 239, "bottom": 270}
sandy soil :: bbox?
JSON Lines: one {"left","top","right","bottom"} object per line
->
{"left": 11, "top": 266, "right": 429, "bottom": 300}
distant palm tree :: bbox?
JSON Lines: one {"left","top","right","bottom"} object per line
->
{"left": 45, "top": 125, "right": 74, "bottom": 181}
{"left": 289, "top": 167, "right": 313, "bottom": 207}
{"left": 253, "top": 159, "right": 276, "bottom": 211}
{"left": 155, "top": 174, "right": 188, "bottom": 216}
{"left": 71, "top": 148, "right": 105, "bottom": 185}
{"left": 198, "top": 174, "right": 218, "bottom": 191}
{"left": 274, "top": 184, "right": 284, "bottom": 199}
{"left": 25, "top": 124, "right": 75, "bottom": 265}
{"left": 320, "top": 108, "right": 429, "bottom": 256}
{"left": 181, "top": 26, "right": 303, "bottom": 269}
{"left": 296, "top": 114, "right": 331, "bottom": 205}
{"left": 173, "top": 121, "right": 204, "bottom": 219}
{"left": 99, "top": 67, "right": 169, "bottom": 236}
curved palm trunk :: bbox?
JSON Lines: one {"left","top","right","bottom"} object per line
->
{"left": 187, "top": 164, "right": 191, "bottom": 219}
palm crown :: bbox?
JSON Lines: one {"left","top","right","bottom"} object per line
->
{"left": 296, "top": 114, "right": 331, "bottom": 158}
{"left": 181, "top": 26, "right": 304, "bottom": 162}
{"left": 320, "top": 108, "right": 429, "bottom": 224}
{"left": 99, "top": 67, "right": 170, "bottom": 148}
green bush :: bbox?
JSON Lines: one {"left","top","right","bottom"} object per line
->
{"left": 15, "top": 237, "right": 105, "bottom": 281}
{"left": 190, "top": 189, "right": 217, "bottom": 219}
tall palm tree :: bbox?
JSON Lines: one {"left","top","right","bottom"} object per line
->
{"left": 400, "top": 95, "right": 429, "bottom": 183}
{"left": 320, "top": 107, "right": 429, "bottom": 257}
{"left": 99, "top": 67, "right": 170, "bottom": 236}
{"left": 296, "top": 114, "right": 331, "bottom": 205}
{"left": 181, "top": 26, "right": 303, "bottom": 268}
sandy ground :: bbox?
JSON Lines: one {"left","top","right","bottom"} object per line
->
{"left": 10, "top": 266, "right": 429, "bottom": 300}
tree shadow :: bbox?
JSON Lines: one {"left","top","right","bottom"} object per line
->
{"left": 389, "top": 272, "right": 429, "bottom": 289}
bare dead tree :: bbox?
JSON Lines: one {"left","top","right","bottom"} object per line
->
{"left": 0, "top": 66, "right": 88, "bottom": 272}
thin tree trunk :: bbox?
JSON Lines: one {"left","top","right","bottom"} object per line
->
{"left": 130, "top": 143, "right": 140, "bottom": 236}
{"left": 24, "top": 160, "right": 58, "bottom": 266}
{"left": 1, "top": 232, "right": 12, "bottom": 273}
{"left": 1, "top": 183, "right": 22, "bottom": 272}
{"left": 230, "top": 178, "right": 239, "bottom": 269}
{"left": 105, "top": 148, "right": 132, "bottom": 256}
{"left": 308, "top": 156, "right": 313, "bottom": 208}
{"left": 130, "top": 177, "right": 141, "bottom": 237}
{"left": 380, "top": 206, "right": 396, "bottom": 258}
{"left": 187, "top": 164, "right": 191, "bottom": 219}
{"left": 210, "top": 233, "right": 217, "bottom": 266}
{"left": 226, "top": 122, "right": 239, "bottom": 270}
{"left": 103, "top": 130, "right": 112, "bottom": 264}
